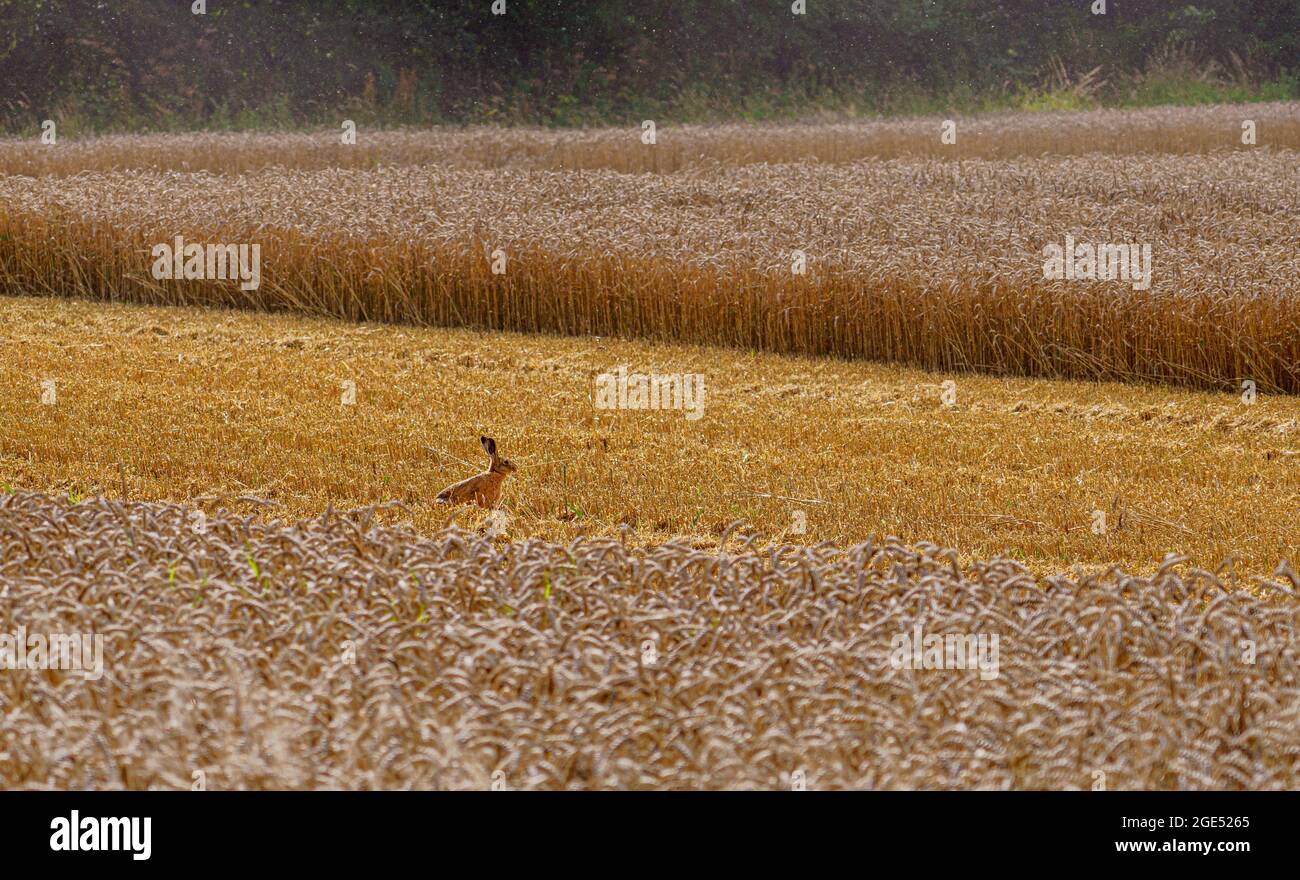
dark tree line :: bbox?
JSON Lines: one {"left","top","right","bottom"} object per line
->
{"left": 1, "top": 0, "right": 1296, "bottom": 129}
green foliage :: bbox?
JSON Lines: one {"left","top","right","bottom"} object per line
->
{"left": 0, "top": 0, "right": 1295, "bottom": 131}
{"left": 1014, "top": 88, "right": 1101, "bottom": 114}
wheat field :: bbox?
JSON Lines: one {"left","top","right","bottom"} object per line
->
{"left": 3, "top": 105, "right": 1299, "bottom": 791}
{"left": 2, "top": 101, "right": 1297, "bottom": 176}
{"left": 4, "top": 490, "right": 1298, "bottom": 790}
{"left": 2, "top": 296, "right": 1296, "bottom": 579}
{"left": 2, "top": 150, "right": 1298, "bottom": 391}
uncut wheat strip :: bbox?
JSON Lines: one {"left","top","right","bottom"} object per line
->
{"left": 0, "top": 153, "right": 1296, "bottom": 391}
{"left": 1, "top": 101, "right": 1298, "bottom": 176}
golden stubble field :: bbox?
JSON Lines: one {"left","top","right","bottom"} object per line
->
{"left": 1, "top": 296, "right": 1296, "bottom": 579}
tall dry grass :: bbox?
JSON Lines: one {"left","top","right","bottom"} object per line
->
{"left": 1, "top": 151, "right": 1297, "bottom": 391}
{"left": 1, "top": 102, "right": 1296, "bottom": 176}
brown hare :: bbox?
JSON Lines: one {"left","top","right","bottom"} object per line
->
{"left": 435, "top": 435, "right": 517, "bottom": 509}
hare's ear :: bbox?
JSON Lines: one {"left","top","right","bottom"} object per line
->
{"left": 481, "top": 436, "right": 497, "bottom": 457}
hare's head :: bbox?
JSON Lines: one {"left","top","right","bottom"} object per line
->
{"left": 481, "top": 435, "right": 517, "bottom": 475}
